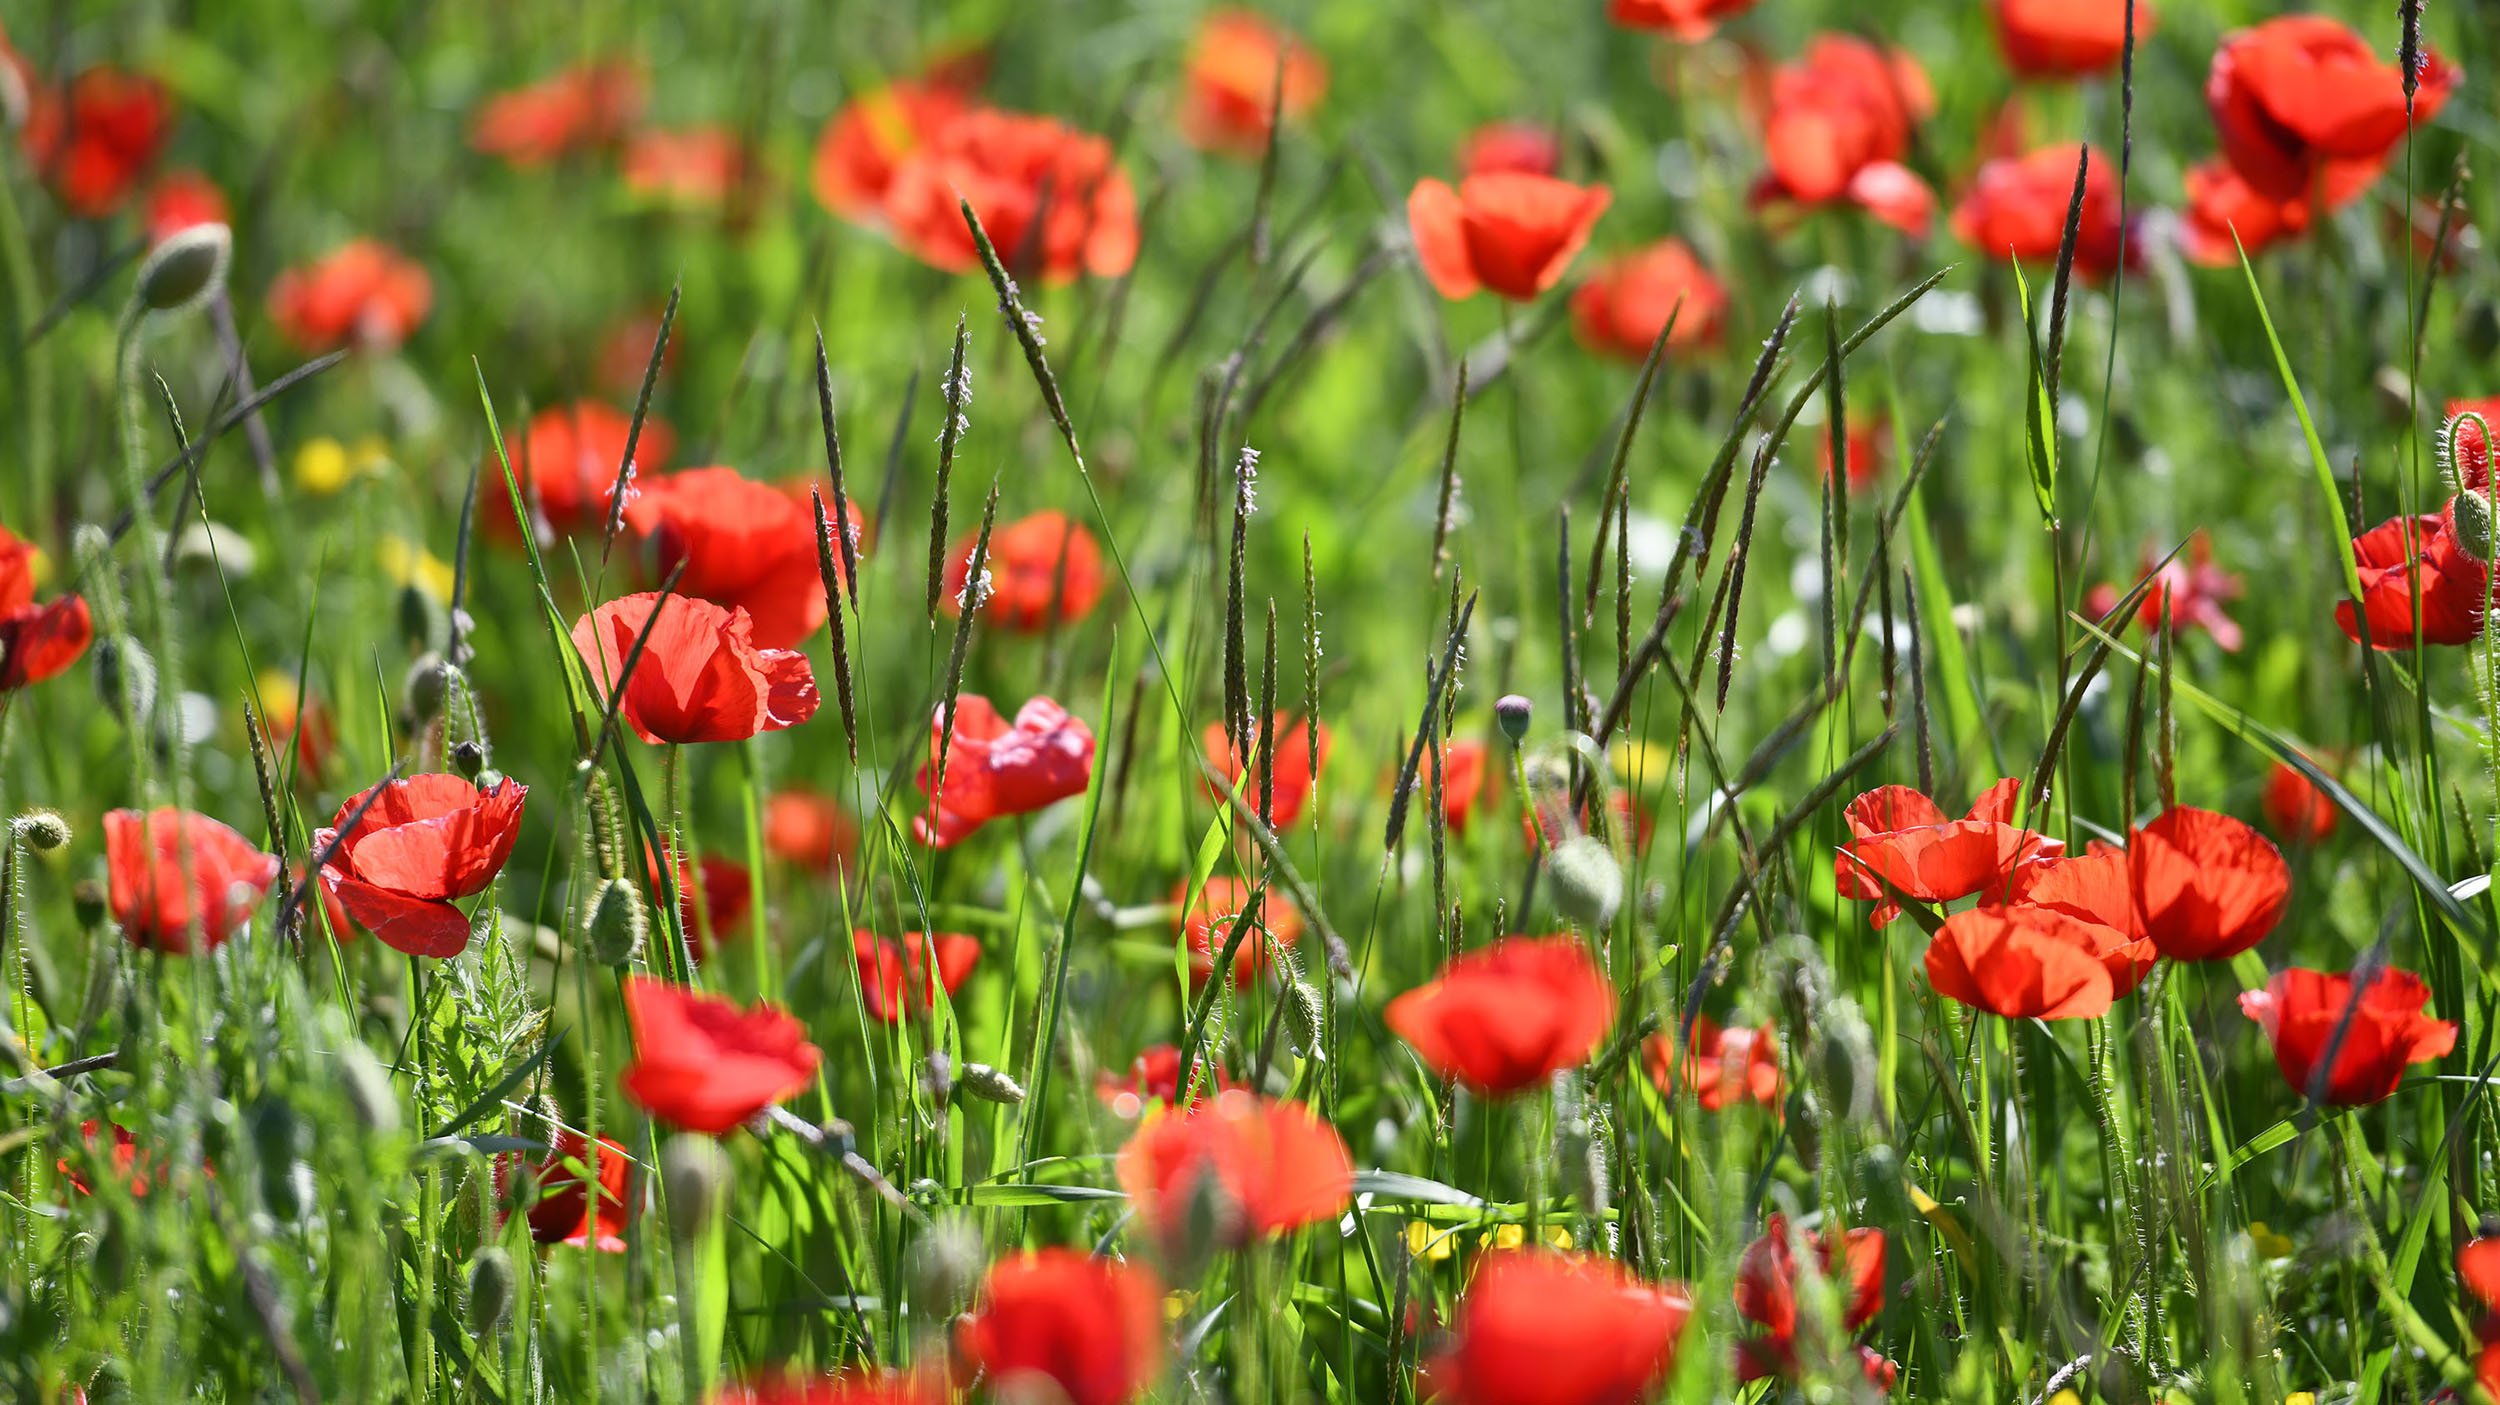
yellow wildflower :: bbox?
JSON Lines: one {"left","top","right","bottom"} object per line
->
{"left": 376, "top": 537, "right": 454, "bottom": 600}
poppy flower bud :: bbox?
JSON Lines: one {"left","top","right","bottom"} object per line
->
{"left": 660, "top": 1133, "right": 733, "bottom": 1241}
{"left": 466, "top": 1246, "right": 516, "bottom": 1335}
{"left": 93, "top": 637, "right": 157, "bottom": 722}
{"left": 135, "top": 222, "right": 231, "bottom": 317}
{"left": 1283, "top": 980, "right": 1325, "bottom": 1057}
{"left": 1495, "top": 694, "right": 1534, "bottom": 743}
{"left": 1547, "top": 835, "right": 1622, "bottom": 929}
{"left": 450, "top": 740, "right": 486, "bottom": 779}
{"left": 337, "top": 1038, "right": 401, "bottom": 1136}
{"left": 14, "top": 809, "right": 70, "bottom": 852}
{"left": 2454, "top": 490, "right": 2498, "bottom": 564}
{"left": 583, "top": 876, "right": 646, "bottom": 966}
{"left": 908, "top": 1215, "right": 985, "bottom": 1313}
{"left": 398, "top": 583, "right": 449, "bottom": 654}
{"left": 958, "top": 1062, "right": 1026, "bottom": 1105}
{"left": 72, "top": 877, "right": 108, "bottom": 930}
{"left": 403, "top": 653, "right": 452, "bottom": 724}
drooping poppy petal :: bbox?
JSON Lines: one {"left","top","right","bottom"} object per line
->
{"left": 914, "top": 694, "right": 1097, "bottom": 846}
{"left": 2239, "top": 965, "right": 2456, "bottom": 1106}
{"left": 104, "top": 808, "right": 281, "bottom": 953}
{"left": 618, "top": 976, "right": 821, "bottom": 1135}
{"left": 1385, "top": 936, "right": 1615, "bottom": 1096}
{"left": 0, "top": 523, "right": 93, "bottom": 691}
{"left": 571, "top": 593, "right": 821, "bottom": 746}
{"left": 2334, "top": 513, "right": 2487, "bottom": 649}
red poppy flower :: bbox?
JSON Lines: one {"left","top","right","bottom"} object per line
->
{"left": 494, "top": 401, "right": 677, "bottom": 542}
{"left": 1181, "top": 11, "right": 1327, "bottom": 157}
{"left": 2334, "top": 513, "right": 2487, "bottom": 649}
{"left": 1459, "top": 122, "right": 1561, "bottom": 179}
{"left": 1097, "top": 1045, "right": 1229, "bottom": 1119}
{"left": 852, "top": 931, "right": 981, "bottom": 1024}
{"left": 942, "top": 510, "right": 1106, "bottom": 632}
{"left": 764, "top": 788, "right": 858, "bottom": 873}
{"left": 811, "top": 78, "right": 977, "bottom": 224}
{"left": 0, "top": 523, "right": 93, "bottom": 691}
{"left": 1994, "top": 0, "right": 2150, "bottom": 80}
{"left": 266, "top": 240, "right": 432, "bottom": 352}
{"left": 1924, "top": 906, "right": 2124, "bottom": 1020}
{"left": 2207, "top": 17, "right": 2454, "bottom": 203}
{"left": 1751, "top": 37, "right": 1935, "bottom": 235}
{"left": 882, "top": 107, "right": 1139, "bottom": 283}
{"left": 1385, "top": 936, "right": 1615, "bottom": 1096}
{"left": 59, "top": 1121, "right": 150, "bottom": 1198}
{"left": 1820, "top": 414, "right": 1887, "bottom": 496}
{"left": 954, "top": 1249, "right": 1165, "bottom": 1405}
{"left": 1438, "top": 738, "right": 1491, "bottom": 838}
{"left": 1420, "top": 1249, "right": 1693, "bottom": 1405}
{"left": 1833, "top": 778, "right": 2058, "bottom": 927}
{"left": 1116, "top": 1089, "right": 1352, "bottom": 1250}
{"left": 1608, "top": 0, "right": 1760, "bottom": 42}
{"left": 571, "top": 593, "right": 821, "bottom": 746}
{"left": 2177, "top": 160, "right": 2346, "bottom": 267}
{"left": 623, "top": 126, "right": 755, "bottom": 213}
{"left": 710, "top": 1371, "right": 943, "bottom": 1405}
{"left": 315, "top": 773, "right": 527, "bottom": 959}
{"left": 2082, "top": 531, "right": 2245, "bottom": 650}
{"left": 1202, "top": 715, "right": 1330, "bottom": 829}
{"left": 2128, "top": 806, "right": 2289, "bottom": 962}
{"left": 1408, "top": 173, "right": 1612, "bottom": 302}
{"left": 1951, "top": 143, "right": 2130, "bottom": 280}
{"left": 22, "top": 66, "right": 170, "bottom": 217}
{"left": 914, "top": 694, "right": 1097, "bottom": 847}
{"left": 2239, "top": 965, "right": 2456, "bottom": 1106}
{"left": 1997, "top": 844, "right": 2156, "bottom": 995}
{"left": 2461, "top": 1236, "right": 2500, "bottom": 1308}
{"left": 2450, "top": 398, "right": 2500, "bottom": 493}
{"left": 1644, "top": 1015, "right": 1782, "bottom": 1111}
{"left": 1177, "top": 875, "right": 1304, "bottom": 987}
{"left": 505, "top": 1130, "right": 635, "bottom": 1251}
{"left": 1571, "top": 239, "right": 1729, "bottom": 363}
{"left": 623, "top": 467, "right": 852, "bottom": 650}
{"left": 104, "top": 807, "right": 281, "bottom": 953}
{"left": 143, "top": 170, "right": 227, "bottom": 246}
{"left": 619, "top": 975, "right": 821, "bottom": 1135}
{"left": 1735, "top": 1214, "right": 1886, "bottom": 1341}
{"left": 2263, "top": 761, "right": 2337, "bottom": 845}
{"left": 648, "top": 842, "right": 752, "bottom": 962}
{"left": 470, "top": 62, "right": 642, "bottom": 167}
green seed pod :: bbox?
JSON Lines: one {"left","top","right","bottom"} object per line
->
{"left": 660, "top": 1135, "right": 733, "bottom": 1242}
{"left": 1495, "top": 694, "right": 1534, "bottom": 744}
{"left": 135, "top": 223, "right": 231, "bottom": 316}
{"left": 13, "top": 809, "right": 70, "bottom": 852}
{"left": 2454, "top": 490, "right": 2497, "bottom": 564}
{"left": 583, "top": 877, "right": 646, "bottom": 966}
{"left": 957, "top": 1062, "right": 1026, "bottom": 1105}
{"left": 466, "top": 1246, "right": 516, "bottom": 1335}
{"left": 1547, "top": 835, "right": 1622, "bottom": 929}
{"left": 1283, "top": 980, "right": 1325, "bottom": 1059}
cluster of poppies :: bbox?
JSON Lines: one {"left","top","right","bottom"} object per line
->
{"left": 472, "top": 59, "right": 760, "bottom": 217}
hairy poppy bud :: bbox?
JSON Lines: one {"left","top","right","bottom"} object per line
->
{"left": 582, "top": 877, "right": 646, "bottom": 966}
{"left": 93, "top": 637, "right": 157, "bottom": 722}
{"left": 403, "top": 653, "right": 452, "bottom": 724}
{"left": 2455, "top": 490, "right": 2498, "bottom": 564}
{"left": 72, "top": 878, "right": 108, "bottom": 930}
{"left": 1495, "top": 694, "right": 1534, "bottom": 744}
{"left": 14, "top": 809, "right": 70, "bottom": 852}
{"left": 136, "top": 223, "right": 231, "bottom": 316}
{"left": 958, "top": 1062, "right": 1026, "bottom": 1105}
{"left": 660, "top": 1134, "right": 733, "bottom": 1241}
{"left": 450, "top": 740, "right": 486, "bottom": 780}
{"left": 466, "top": 1246, "right": 515, "bottom": 1335}
{"left": 1547, "top": 835, "right": 1622, "bottom": 929}
{"left": 338, "top": 1038, "right": 401, "bottom": 1136}
{"left": 1283, "top": 980, "right": 1326, "bottom": 1058}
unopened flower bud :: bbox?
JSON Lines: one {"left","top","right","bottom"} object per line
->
{"left": 136, "top": 223, "right": 231, "bottom": 316}
{"left": 2454, "top": 490, "right": 2497, "bottom": 564}
{"left": 14, "top": 809, "right": 70, "bottom": 852}
{"left": 466, "top": 1246, "right": 516, "bottom": 1335}
{"left": 583, "top": 877, "right": 646, "bottom": 966}
{"left": 1495, "top": 694, "right": 1534, "bottom": 744}
{"left": 957, "top": 1062, "right": 1026, "bottom": 1105}
{"left": 72, "top": 878, "right": 108, "bottom": 930}
{"left": 398, "top": 583, "right": 448, "bottom": 655}
{"left": 1547, "top": 835, "right": 1622, "bottom": 929}
{"left": 1283, "top": 981, "right": 1325, "bottom": 1059}
{"left": 403, "top": 653, "right": 451, "bottom": 724}
{"left": 450, "top": 741, "right": 486, "bottom": 780}
{"left": 93, "top": 637, "right": 157, "bottom": 722}
{"left": 660, "top": 1134, "right": 733, "bottom": 1241}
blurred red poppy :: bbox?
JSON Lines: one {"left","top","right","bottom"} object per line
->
{"left": 1609, "top": 0, "right": 1759, "bottom": 42}
{"left": 1203, "top": 715, "right": 1330, "bottom": 829}
{"left": 914, "top": 694, "right": 1097, "bottom": 846}
{"left": 1438, "top": 738, "right": 1490, "bottom": 837}
{"left": 507, "top": 1130, "right": 635, "bottom": 1252}
{"left": 2335, "top": 513, "right": 2487, "bottom": 649}
{"left": 1644, "top": 1015, "right": 1782, "bottom": 1111}
{"left": 470, "top": 62, "right": 642, "bottom": 167}
{"left": 1459, "top": 122, "right": 1561, "bottom": 179}
{"left": 267, "top": 240, "right": 433, "bottom": 352}
{"left": 1834, "top": 778, "right": 2057, "bottom": 927}
{"left": 22, "top": 66, "right": 169, "bottom": 216}
{"left": 954, "top": 1249, "right": 1165, "bottom": 1405}
{"left": 1994, "top": 0, "right": 2149, "bottom": 80}
{"left": 1571, "top": 238, "right": 1728, "bottom": 363}
{"left": 883, "top": 107, "right": 1139, "bottom": 283}
{"left": 624, "top": 467, "right": 850, "bottom": 649}
{"left": 2462, "top": 1235, "right": 2500, "bottom": 1308}
{"left": 1117, "top": 1089, "right": 1352, "bottom": 1250}
{"left": 1735, "top": 1214, "right": 1885, "bottom": 1363}
{"left": 571, "top": 593, "right": 821, "bottom": 746}
{"left": 2208, "top": 17, "right": 2453, "bottom": 204}
{"left": 648, "top": 842, "right": 753, "bottom": 963}
{"left": 59, "top": 1121, "right": 150, "bottom": 1198}
{"left": 1951, "top": 143, "right": 2130, "bottom": 280}
{"left": 0, "top": 523, "right": 93, "bottom": 691}
{"left": 1751, "top": 37, "right": 1935, "bottom": 235}
{"left": 2240, "top": 965, "right": 2455, "bottom": 1106}
{"left": 812, "top": 78, "right": 977, "bottom": 224}
{"left": 494, "top": 401, "right": 676, "bottom": 542}
{"left": 257, "top": 682, "right": 338, "bottom": 782}
{"left": 1820, "top": 414, "right": 1887, "bottom": 496}
{"left": 2082, "top": 531, "right": 2244, "bottom": 650}
{"left": 1925, "top": 906, "right": 2122, "bottom": 1020}
{"left": 315, "top": 773, "right": 527, "bottom": 959}
{"left": 1385, "top": 936, "right": 1615, "bottom": 1096}
{"left": 1098, "top": 1045, "right": 1229, "bottom": 1119}
{"left": 105, "top": 808, "right": 281, "bottom": 953}
{"left": 143, "top": 170, "right": 227, "bottom": 246}
{"left": 2128, "top": 806, "right": 2288, "bottom": 962}
{"left": 619, "top": 975, "right": 820, "bottom": 1134}
{"left": 764, "top": 788, "right": 858, "bottom": 873}
{"left": 852, "top": 931, "right": 981, "bottom": 1024}
{"left": 1177, "top": 874, "right": 1304, "bottom": 987}
{"left": 2262, "top": 761, "right": 2338, "bottom": 845}
{"left": 623, "top": 125, "right": 757, "bottom": 217}
{"left": 1181, "top": 11, "right": 1327, "bottom": 157}
{"left": 1420, "top": 1249, "right": 1693, "bottom": 1405}
{"left": 2177, "top": 159, "right": 2342, "bottom": 267}
{"left": 1408, "top": 173, "right": 1611, "bottom": 302}
{"left": 709, "top": 1372, "right": 942, "bottom": 1405}
{"left": 942, "top": 510, "right": 1106, "bottom": 631}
